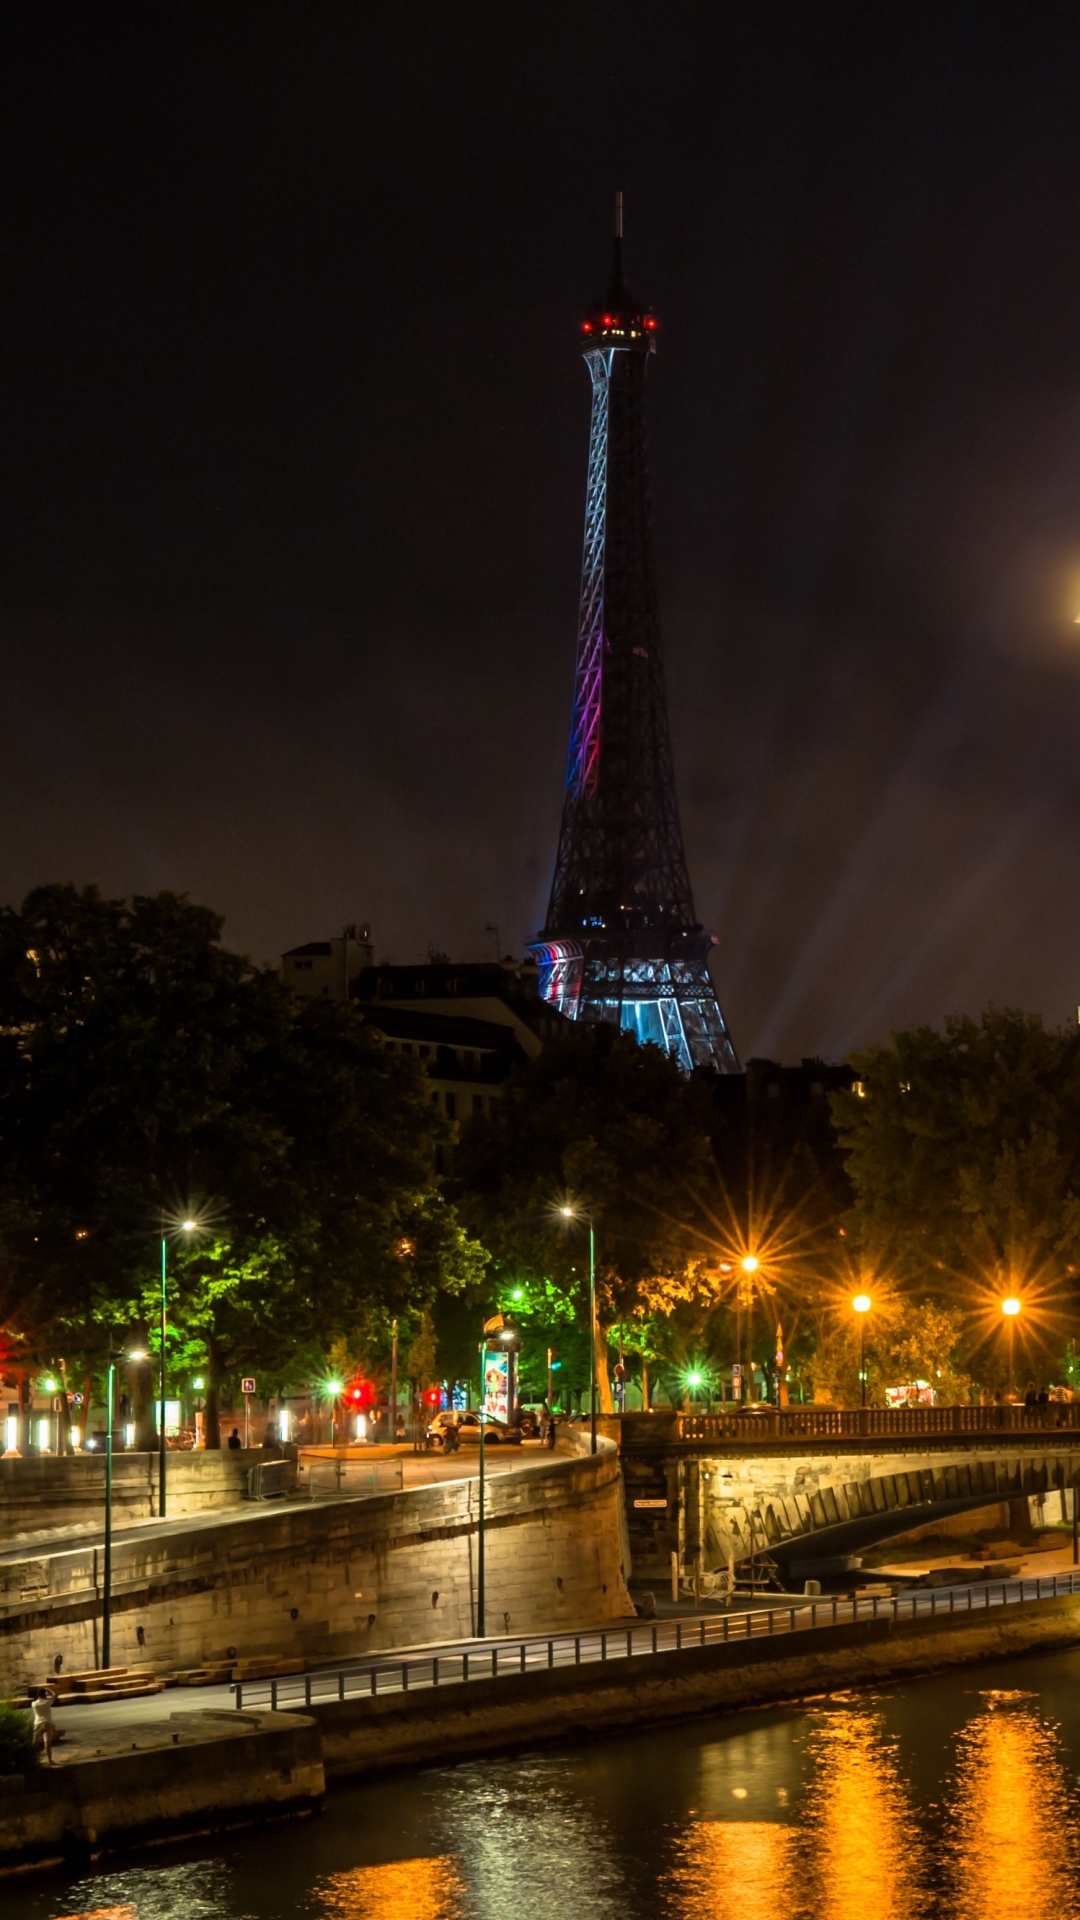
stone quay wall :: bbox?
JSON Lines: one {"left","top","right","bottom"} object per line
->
{"left": 312, "top": 1591, "right": 1080, "bottom": 1779}
{"left": 0, "top": 1440, "right": 631, "bottom": 1687}
{"left": 0, "top": 1449, "right": 271, "bottom": 1538}
{"left": 0, "top": 1708, "right": 323, "bottom": 1874}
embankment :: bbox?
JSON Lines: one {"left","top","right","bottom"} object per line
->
{"left": 311, "top": 1591, "right": 1080, "bottom": 1777}
{"left": 0, "top": 1708, "right": 322, "bottom": 1874}
{"left": 0, "top": 1441, "right": 631, "bottom": 1686}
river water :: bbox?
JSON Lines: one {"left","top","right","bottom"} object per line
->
{"left": 10, "top": 1644, "right": 1080, "bottom": 1920}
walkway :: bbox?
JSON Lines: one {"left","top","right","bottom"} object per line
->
{"left": 0, "top": 1442, "right": 547, "bottom": 1567}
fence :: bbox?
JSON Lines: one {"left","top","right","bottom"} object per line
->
{"left": 670, "top": 1404, "right": 1080, "bottom": 1445}
{"left": 231, "top": 1567, "right": 1080, "bottom": 1711}
{"left": 302, "top": 1456, "right": 404, "bottom": 1500}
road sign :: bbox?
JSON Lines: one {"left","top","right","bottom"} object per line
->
{"left": 633, "top": 1498, "right": 667, "bottom": 1509}
{"left": 241, "top": 1377, "right": 256, "bottom": 1396}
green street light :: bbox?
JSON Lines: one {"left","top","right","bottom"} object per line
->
{"left": 103, "top": 1344, "right": 148, "bottom": 1670}
{"left": 324, "top": 1378, "right": 344, "bottom": 1396}
{"left": 561, "top": 1203, "right": 597, "bottom": 1454}
{"left": 159, "top": 1215, "right": 201, "bottom": 1520}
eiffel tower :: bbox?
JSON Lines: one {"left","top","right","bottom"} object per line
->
{"left": 529, "top": 198, "right": 739, "bottom": 1073}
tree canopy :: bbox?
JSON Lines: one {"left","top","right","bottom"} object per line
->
{"left": 0, "top": 885, "right": 486, "bottom": 1438}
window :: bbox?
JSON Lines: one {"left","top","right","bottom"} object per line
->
{"left": 445, "top": 1091, "right": 457, "bottom": 1121}
{"left": 419, "top": 1044, "right": 431, "bottom": 1059}
{"left": 473, "top": 1093, "right": 485, "bottom": 1115}
{"left": 446, "top": 979, "right": 458, "bottom": 995}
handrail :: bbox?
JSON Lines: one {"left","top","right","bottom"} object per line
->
{"left": 231, "top": 1568, "right": 1080, "bottom": 1711}
{"left": 669, "top": 1404, "right": 1080, "bottom": 1444}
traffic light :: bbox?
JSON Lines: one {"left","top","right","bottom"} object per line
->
{"left": 423, "top": 1386, "right": 441, "bottom": 1407}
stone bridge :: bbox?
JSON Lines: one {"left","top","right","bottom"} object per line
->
{"left": 611, "top": 1408, "right": 1080, "bottom": 1579}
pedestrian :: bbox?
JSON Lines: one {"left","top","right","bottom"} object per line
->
{"left": 545, "top": 1411, "right": 557, "bottom": 1449}
{"left": 1024, "top": 1382, "right": 1039, "bottom": 1410}
{"left": 227, "top": 1427, "right": 242, "bottom": 1450}
{"left": 31, "top": 1688, "right": 63, "bottom": 1764}
{"left": 1037, "top": 1385, "right": 1051, "bottom": 1412}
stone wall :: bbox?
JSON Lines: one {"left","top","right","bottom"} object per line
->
{"left": 0, "top": 1440, "right": 631, "bottom": 1687}
{"left": 0, "top": 1708, "right": 322, "bottom": 1873}
{"left": 0, "top": 1449, "right": 270, "bottom": 1539}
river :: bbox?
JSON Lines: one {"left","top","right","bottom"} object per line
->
{"left": 9, "top": 1643, "right": 1080, "bottom": 1919}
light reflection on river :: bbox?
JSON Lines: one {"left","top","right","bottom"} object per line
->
{"left": 13, "top": 1645, "right": 1080, "bottom": 1920}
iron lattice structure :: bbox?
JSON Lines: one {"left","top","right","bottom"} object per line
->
{"left": 529, "top": 202, "right": 739, "bottom": 1074}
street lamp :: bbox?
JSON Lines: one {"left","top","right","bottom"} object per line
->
{"left": 852, "top": 1294, "right": 871, "bottom": 1409}
{"left": 740, "top": 1255, "right": 759, "bottom": 1404}
{"left": 103, "top": 1343, "right": 148, "bottom": 1671}
{"left": 1001, "top": 1295, "right": 1022, "bottom": 1396}
{"left": 561, "top": 1204, "right": 596, "bottom": 1453}
{"left": 477, "top": 1330, "right": 487, "bottom": 1636}
{"left": 159, "top": 1216, "right": 199, "bottom": 1520}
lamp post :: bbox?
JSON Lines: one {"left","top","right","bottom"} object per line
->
{"left": 561, "top": 1204, "right": 596, "bottom": 1454}
{"left": 741, "top": 1256, "right": 759, "bottom": 1405}
{"left": 103, "top": 1342, "right": 148, "bottom": 1670}
{"left": 159, "top": 1217, "right": 198, "bottom": 1520}
{"left": 852, "top": 1294, "right": 872, "bottom": 1408}
{"left": 477, "top": 1334, "right": 487, "bottom": 1637}
{"left": 1001, "top": 1295, "right": 1021, "bottom": 1397}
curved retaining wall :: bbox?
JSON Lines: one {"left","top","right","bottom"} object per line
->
{"left": 0, "top": 1440, "right": 631, "bottom": 1687}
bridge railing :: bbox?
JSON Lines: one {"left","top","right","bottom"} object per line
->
{"left": 669, "top": 1404, "right": 1080, "bottom": 1444}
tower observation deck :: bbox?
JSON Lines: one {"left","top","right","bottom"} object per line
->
{"left": 529, "top": 199, "right": 739, "bottom": 1074}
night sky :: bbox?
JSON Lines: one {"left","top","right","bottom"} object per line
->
{"left": 6, "top": 6, "right": 1080, "bottom": 1064}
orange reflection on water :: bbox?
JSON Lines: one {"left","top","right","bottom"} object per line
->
{"left": 800, "top": 1708, "right": 929, "bottom": 1919}
{"left": 315, "top": 1855, "right": 468, "bottom": 1920}
{"left": 669, "top": 1820, "right": 799, "bottom": 1920}
{"left": 945, "top": 1706, "right": 1080, "bottom": 1918}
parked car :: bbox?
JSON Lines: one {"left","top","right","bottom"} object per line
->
{"left": 425, "top": 1410, "right": 521, "bottom": 1447}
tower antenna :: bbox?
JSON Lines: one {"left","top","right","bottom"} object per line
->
{"left": 614, "top": 189, "right": 623, "bottom": 239}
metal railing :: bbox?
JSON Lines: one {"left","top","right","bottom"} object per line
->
{"left": 302, "top": 1457, "right": 404, "bottom": 1500}
{"left": 231, "top": 1567, "right": 1080, "bottom": 1711}
{"left": 672, "top": 1404, "right": 1080, "bottom": 1444}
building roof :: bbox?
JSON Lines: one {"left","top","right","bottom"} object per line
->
{"left": 281, "top": 941, "right": 333, "bottom": 958}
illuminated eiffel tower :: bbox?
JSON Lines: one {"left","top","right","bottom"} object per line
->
{"left": 529, "top": 198, "right": 739, "bottom": 1073}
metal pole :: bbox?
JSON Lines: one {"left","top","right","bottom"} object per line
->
{"left": 103, "top": 1357, "right": 115, "bottom": 1670}
{"left": 390, "top": 1318, "right": 398, "bottom": 1442}
{"left": 477, "top": 1339, "right": 486, "bottom": 1637}
{"left": 589, "top": 1218, "right": 597, "bottom": 1455}
{"left": 860, "top": 1320, "right": 867, "bottom": 1410}
{"left": 547, "top": 1345, "right": 553, "bottom": 1412}
{"left": 159, "top": 1234, "right": 167, "bottom": 1517}
{"left": 1073, "top": 1484, "right": 1078, "bottom": 1567}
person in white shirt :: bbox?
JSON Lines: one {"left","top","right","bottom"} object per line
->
{"left": 31, "top": 1688, "right": 63, "bottom": 1763}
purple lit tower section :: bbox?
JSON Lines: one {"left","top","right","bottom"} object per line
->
{"left": 529, "top": 199, "right": 739, "bottom": 1074}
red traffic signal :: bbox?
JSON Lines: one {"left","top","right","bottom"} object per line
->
{"left": 423, "top": 1387, "right": 441, "bottom": 1406}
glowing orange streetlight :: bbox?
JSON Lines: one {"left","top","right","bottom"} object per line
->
{"left": 852, "top": 1293, "right": 872, "bottom": 1408}
{"left": 1001, "top": 1295, "right": 1022, "bottom": 1395}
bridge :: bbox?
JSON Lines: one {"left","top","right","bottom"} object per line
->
{"left": 611, "top": 1406, "right": 1080, "bottom": 1580}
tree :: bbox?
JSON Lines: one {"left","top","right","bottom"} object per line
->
{"left": 0, "top": 885, "right": 487, "bottom": 1441}
{"left": 810, "top": 1296, "right": 971, "bottom": 1408}
{"left": 831, "top": 1007, "right": 1080, "bottom": 1380}
{"left": 456, "top": 1023, "right": 717, "bottom": 1410}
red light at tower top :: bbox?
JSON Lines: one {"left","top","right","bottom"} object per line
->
{"left": 645, "top": 316, "right": 657, "bottom": 330}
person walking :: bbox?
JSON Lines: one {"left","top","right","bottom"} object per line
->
{"left": 1024, "top": 1382, "right": 1039, "bottom": 1410}
{"left": 31, "top": 1688, "right": 63, "bottom": 1764}
{"left": 545, "top": 1411, "right": 557, "bottom": 1450}
{"left": 227, "top": 1427, "right": 242, "bottom": 1451}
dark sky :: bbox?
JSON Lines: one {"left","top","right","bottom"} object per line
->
{"left": 6, "top": 5, "right": 1080, "bottom": 1064}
